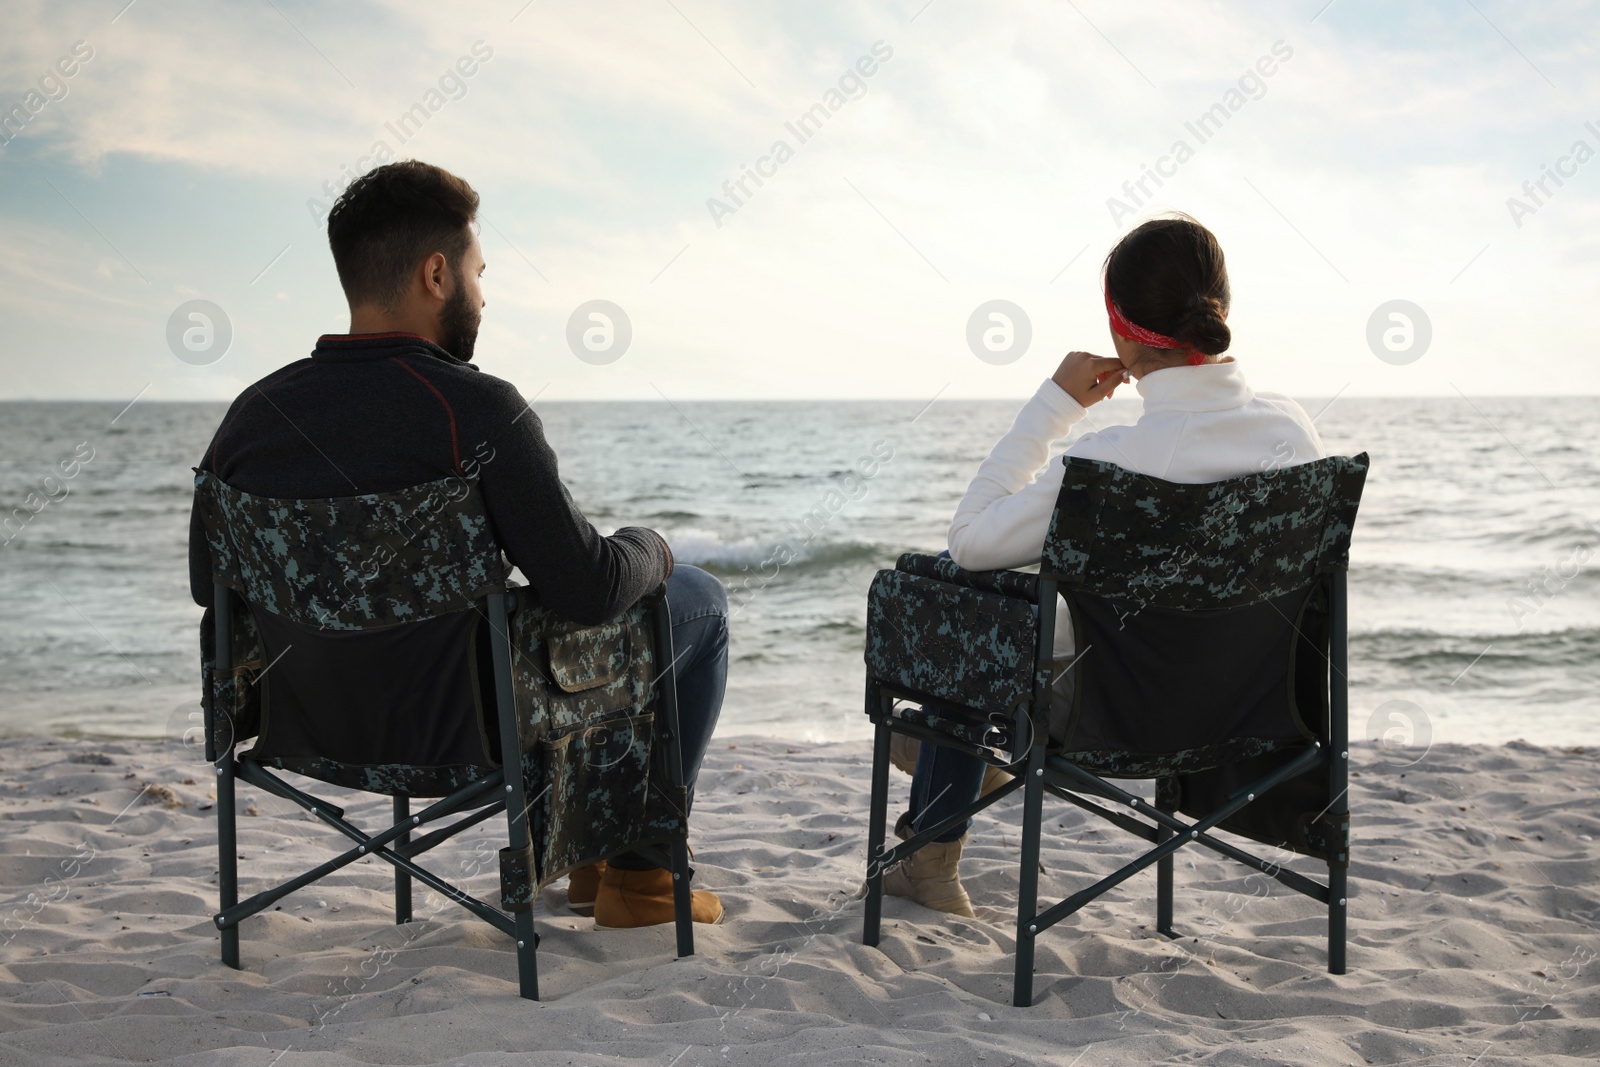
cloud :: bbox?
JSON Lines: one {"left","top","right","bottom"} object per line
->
{"left": 1, "top": 0, "right": 1598, "bottom": 398}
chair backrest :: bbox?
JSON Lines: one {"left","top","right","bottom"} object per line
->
{"left": 1040, "top": 453, "right": 1369, "bottom": 769}
{"left": 1045, "top": 454, "right": 1367, "bottom": 610}
{"left": 195, "top": 470, "right": 504, "bottom": 629}
{"left": 194, "top": 471, "right": 508, "bottom": 794}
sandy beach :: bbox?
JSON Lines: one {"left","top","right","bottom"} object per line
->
{"left": 0, "top": 735, "right": 1596, "bottom": 1066}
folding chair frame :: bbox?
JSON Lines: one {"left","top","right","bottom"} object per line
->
{"left": 208, "top": 586, "right": 696, "bottom": 1002}
{"left": 862, "top": 571, "right": 1350, "bottom": 1007}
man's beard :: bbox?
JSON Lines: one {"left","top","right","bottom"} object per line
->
{"left": 438, "top": 273, "right": 481, "bottom": 361}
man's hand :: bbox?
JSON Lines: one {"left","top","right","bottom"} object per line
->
{"left": 1051, "top": 351, "right": 1128, "bottom": 407}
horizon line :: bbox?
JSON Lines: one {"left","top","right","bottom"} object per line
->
{"left": 0, "top": 392, "right": 1594, "bottom": 403}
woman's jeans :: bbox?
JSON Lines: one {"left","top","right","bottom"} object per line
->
{"left": 610, "top": 564, "right": 728, "bottom": 870}
{"left": 908, "top": 742, "right": 987, "bottom": 844}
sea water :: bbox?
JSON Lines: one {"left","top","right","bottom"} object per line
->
{"left": 0, "top": 396, "right": 1595, "bottom": 748}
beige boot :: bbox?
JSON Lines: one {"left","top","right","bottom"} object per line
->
{"left": 889, "top": 732, "right": 920, "bottom": 775}
{"left": 881, "top": 813, "right": 976, "bottom": 918}
{"left": 980, "top": 764, "right": 1013, "bottom": 797}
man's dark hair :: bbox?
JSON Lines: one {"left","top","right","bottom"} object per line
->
{"left": 326, "top": 160, "right": 480, "bottom": 309}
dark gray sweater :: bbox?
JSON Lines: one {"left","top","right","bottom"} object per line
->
{"left": 188, "top": 332, "right": 672, "bottom": 624}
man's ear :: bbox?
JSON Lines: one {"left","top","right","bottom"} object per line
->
{"left": 420, "top": 251, "right": 451, "bottom": 303}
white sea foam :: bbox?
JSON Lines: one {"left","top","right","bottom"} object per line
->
{"left": 653, "top": 527, "right": 777, "bottom": 570}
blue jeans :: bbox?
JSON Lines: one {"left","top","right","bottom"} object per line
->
{"left": 611, "top": 564, "right": 727, "bottom": 870}
{"left": 909, "top": 739, "right": 987, "bottom": 843}
{"left": 663, "top": 564, "right": 727, "bottom": 800}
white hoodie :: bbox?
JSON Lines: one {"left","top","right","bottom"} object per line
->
{"left": 947, "top": 360, "right": 1326, "bottom": 659}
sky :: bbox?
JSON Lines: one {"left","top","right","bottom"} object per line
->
{"left": 0, "top": 0, "right": 1596, "bottom": 402}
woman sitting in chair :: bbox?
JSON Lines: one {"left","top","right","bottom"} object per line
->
{"left": 885, "top": 212, "right": 1328, "bottom": 916}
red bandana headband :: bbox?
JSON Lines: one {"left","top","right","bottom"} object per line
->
{"left": 1105, "top": 287, "right": 1207, "bottom": 366}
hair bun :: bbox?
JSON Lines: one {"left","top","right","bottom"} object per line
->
{"left": 1177, "top": 294, "right": 1231, "bottom": 356}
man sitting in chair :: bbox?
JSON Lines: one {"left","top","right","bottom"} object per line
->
{"left": 885, "top": 213, "right": 1327, "bottom": 916}
{"left": 187, "top": 160, "right": 725, "bottom": 928}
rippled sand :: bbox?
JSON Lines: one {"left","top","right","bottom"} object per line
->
{"left": 0, "top": 736, "right": 1596, "bottom": 1065}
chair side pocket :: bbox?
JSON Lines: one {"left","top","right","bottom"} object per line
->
{"left": 865, "top": 570, "right": 1037, "bottom": 718}
{"left": 538, "top": 713, "right": 655, "bottom": 884}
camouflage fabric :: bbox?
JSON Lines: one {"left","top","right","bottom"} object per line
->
{"left": 249, "top": 754, "right": 492, "bottom": 797}
{"left": 864, "top": 569, "right": 1042, "bottom": 719}
{"left": 896, "top": 700, "right": 1012, "bottom": 751}
{"left": 499, "top": 844, "right": 536, "bottom": 910}
{"left": 193, "top": 470, "right": 505, "bottom": 630}
{"left": 1043, "top": 454, "right": 1369, "bottom": 610}
{"left": 894, "top": 552, "right": 1040, "bottom": 602}
{"left": 1053, "top": 735, "right": 1291, "bottom": 780}
{"left": 506, "top": 591, "right": 684, "bottom": 888}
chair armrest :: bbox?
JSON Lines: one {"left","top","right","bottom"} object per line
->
{"left": 895, "top": 552, "right": 1041, "bottom": 603}
{"left": 866, "top": 565, "right": 1041, "bottom": 719}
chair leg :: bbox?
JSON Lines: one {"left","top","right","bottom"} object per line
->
{"left": 1012, "top": 745, "right": 1046, "bottom": 1008}
{"left": 863, "top": 716, "right": 892, "bottom": 948}
{"left": 216, "top": 754, "right": 240, "bottom": 969}
{"left": 1155, "top": 855, "right": 1174, "bottom": 938}
{"left": 649, "top": 590, "right": 694, "bottom": 961}
{"left": 1329, "top": 569, "right": 1350, "bottom": 975}
{"left": 1155, "top": 777, "right": 1176, "bottom": 939}
{"left": 514, "top": 908, "right": 539, "bottom": 1001}
{"left": 1328, "top": 863, "right": 1347, "bottom": 975}
{"left": 672, "top": 835, "right": 695, "bottom": 959}
{"left": 394, "top": 795, "right": 412, "bottom": 924}
{"left": 489, "top": 592, "right": 539, "bottom": 1000}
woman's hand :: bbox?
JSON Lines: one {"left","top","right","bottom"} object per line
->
{"left": 1051, "top": 351, "right": 1128, "bottom": 407}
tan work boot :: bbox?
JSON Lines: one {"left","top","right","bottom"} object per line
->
{"left": 566, "top": 861, "right": 605, "bottom": 916}
{"left": 593, "top": 865, "right": 723, "bottom": 928}
{"left": 888, "top": 734, "right": 1014, "bottom": 797}
{"left": 979, "top": 764, "right": 1014, "bottom": 797}
{"left": 881, "top": 813, "right": 976, "bottom": 918}
{"left": 889, "top": 732, "right": 920, "bottom": 775}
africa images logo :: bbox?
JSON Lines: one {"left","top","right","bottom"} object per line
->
{"left": 0, "top": 40, "right": 94, "bottom": 149}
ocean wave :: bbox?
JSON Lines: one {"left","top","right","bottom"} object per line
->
{"left": 1352, "top": 627, "right": 1600, "bottom": 707}
{"left": 1354, "top": 626, "right": 1600, "bottom": 671}
{"left": 1350, "top": 563, "right": 1493, "bottom": 592}
{"left": 1350, "top": 560, "right": 1600, "bottom": 596}
{"left": 662, "top": 527, "right": 881, "bottom": 573}
{"left": 7, "top": 540, "right": 132, "bottom": 552}
{"left": 1499, "top": 521, "right": 1600, "bottom": 550}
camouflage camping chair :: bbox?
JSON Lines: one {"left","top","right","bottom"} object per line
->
{"left": 194, "top": 471, "right": 695, "bottom": 1001}
{"left": 860, "top": 453, "right": 1369, "bottom": 1006}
